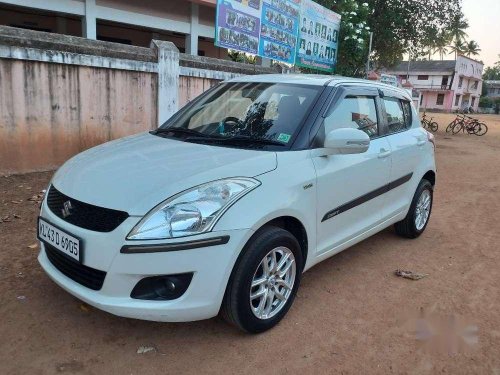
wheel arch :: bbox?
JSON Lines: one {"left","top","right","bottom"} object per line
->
{"left": 230, "top": 214, "right": 310, "bottom": 275}
{"left": 263, "top": 216, "right": 308, "bottom": 270}
{"left": 422, "top": 170, "right": 436, "bottom": 186}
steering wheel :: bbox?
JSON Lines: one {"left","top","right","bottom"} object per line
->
{"left": 220, "top": 116, "right": 244, "bottom": 134}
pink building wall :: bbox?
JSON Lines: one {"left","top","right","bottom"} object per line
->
{"left": 0, "top": 26, "right": 273, "bottom": 174}
{"left": 0, "top": 59, "right": 158, "bottom": 173}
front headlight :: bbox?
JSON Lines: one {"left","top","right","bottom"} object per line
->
{"left": 127, "top": 178, "right": 260, "bottom": 240}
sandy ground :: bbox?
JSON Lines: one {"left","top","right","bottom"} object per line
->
{"left": 1, "top": 113, "right": 500, "bottom": 374}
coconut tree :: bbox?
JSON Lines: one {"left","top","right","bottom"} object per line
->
{"left": 449, "top": 39, "right": 466, "bottom": 59}
{"left": 464, "top": 40, "right": 481, "bottom": 57}
{"left": 433, "top": 32, "right": 451, "bottom": 60}
{"left": 449, "top": 14, "right": 469, "bottom": 44}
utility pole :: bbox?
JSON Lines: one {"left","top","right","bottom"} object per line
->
{"left": 366, "top": 32, "right": 373, "bottom": 78}
{"left": 406, "top": 52, "right": 411, "bottom": 82}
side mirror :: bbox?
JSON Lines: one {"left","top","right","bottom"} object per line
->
{"left": 323, "top": 128, "right": 370, "bottom": 155}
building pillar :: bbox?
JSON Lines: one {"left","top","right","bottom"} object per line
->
{"left": 186, "top": 2, "right": 199, "bottom": 55}
{"left": 82, "top": 0, "right": 97, "bottom": 39}
{"left": 151, "top": 40, "right": 180, "bottom": 126}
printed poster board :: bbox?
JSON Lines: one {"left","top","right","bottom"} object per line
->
{"left": 259, "top": 0, "right": 300, "bottom": 64}
{"left": 215, "top": 0, "right": 261, "bottom": 55}
{"left": 294, "top": 0, "right": 341, "bottom": 72}
{"left": 215, "top": 0, "right": 340, "bottom": 70}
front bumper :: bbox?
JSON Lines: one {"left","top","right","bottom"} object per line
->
{"left": 38, "top": 199, "right": 254, "bottom": 322}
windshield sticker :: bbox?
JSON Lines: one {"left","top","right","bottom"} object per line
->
{"left": 277, "top": 133, "right": 291, "bottom": 143}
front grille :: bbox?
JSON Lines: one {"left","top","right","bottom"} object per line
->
{"left": 44, "top": 244, "right": 106, "bottom": 290}
{"left": 46, "top": 185, "right": 129, "bottom": 232}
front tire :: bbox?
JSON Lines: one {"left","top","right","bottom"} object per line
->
{"left": 221, "top": 226, "right": 303, "bottom": 333}
{"left": 394, "top": 179, "right": 433, "bottom": 239}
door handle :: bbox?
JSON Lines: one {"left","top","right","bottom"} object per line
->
{"left": 378, "top": 149, "right": 391, "bottom": 159}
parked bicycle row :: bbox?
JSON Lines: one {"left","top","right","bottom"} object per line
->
{"left": 445, "top": 114, "right": 488, "bottom": 136}
{"left": 420, "top": 113, "right": 488, "bottom": 136}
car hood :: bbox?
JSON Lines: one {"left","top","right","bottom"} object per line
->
{"left": 52, "top": 132, "right": 277, "bottom": 215}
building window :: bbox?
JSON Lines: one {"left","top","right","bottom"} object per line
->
{"left": 417, "top": 75, "right": 429, "bottom": 80}
{"left": 472, "top": 81, "right": 478, "bottom": 90}
{"left": 436, "top": 94, "right": 445, "bottom": 106}
{"left": 471, "top": 97, "right": 476, "bottom": 107}
{"left": 455, "top": 95, "right": 460, "bottom": 106}
{"left": 458, "top": 77, "right": 463, "bottom": 88}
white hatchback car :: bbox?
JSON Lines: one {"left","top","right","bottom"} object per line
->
{"left": 38, "top": 74, "right": 436, "bottom": 332}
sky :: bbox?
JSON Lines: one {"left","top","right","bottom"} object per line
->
{"left": 460, "top": 0, "right": 500, "bottom": 67}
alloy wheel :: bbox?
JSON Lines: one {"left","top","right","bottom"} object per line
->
{"left": 250, "top": 246, "right": 296, "bottom": 320}
{"left": 415, "top": 189, "right": 431, "bottom": 231}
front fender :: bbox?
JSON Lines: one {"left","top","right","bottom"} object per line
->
{"left": 214, "top": 150, "right": 317, "bottom": 269}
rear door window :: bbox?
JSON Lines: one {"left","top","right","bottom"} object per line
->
{"left": 383, "top": 97, "right": 412, "bottom": 134}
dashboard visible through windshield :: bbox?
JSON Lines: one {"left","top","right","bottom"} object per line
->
{"left": 154, "top": 82, "right": 323, "bottom": 150}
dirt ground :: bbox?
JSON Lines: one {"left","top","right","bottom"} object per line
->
{"left": 1, "top": 113, "right": 500, "bottom": 374}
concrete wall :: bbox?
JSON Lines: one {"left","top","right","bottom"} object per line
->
{"left": 0, "top": 60, "right": 157, "bottom": 172}
{"left": 0, "top": 26, "right": 276, "bottom": 174}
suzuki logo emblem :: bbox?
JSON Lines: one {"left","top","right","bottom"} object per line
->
{"left": 61, "top": 201, "right": 73, "bottom": 218}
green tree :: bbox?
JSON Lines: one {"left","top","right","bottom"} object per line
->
{"left": 483, "top": 65, "right": 500, "bottom": 80}
{"left": 367, "top": 0, "right": 464, "bottom": 67}
{"left": 433, "top": 32, "right": 452, "bottom": 60}
{"left": 313, "top": 0, "right": 466, "bottom": 75}
{"left": 449, "top": 39, "right": 466, "bottom": 59}
{"left": 227, "top": 50, "right": 257, "bottom": 64}
{"left": 448, "top": 13, "right": 469, "bottom": 43}
{"left": 464, "top": 40, "right": 481, "bottom": 57}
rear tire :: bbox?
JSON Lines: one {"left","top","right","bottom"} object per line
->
{"left": 221, "top": 226, "right": 303, "bottom": 333}
{"left": 474, "top": 122, "right": 488, "bottom": 136}
{"left": 430, "top": 122, "right": 439, "bottom": 132}
{"left": 394, "top": 179, "right": 433, "bottom": 239}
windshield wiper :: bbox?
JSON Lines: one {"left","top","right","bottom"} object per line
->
{"left": 185, "top": 135, "right": 287, "bottom": 147}
{"left": 151, "top": 127, "right": 210, "bottom": 138}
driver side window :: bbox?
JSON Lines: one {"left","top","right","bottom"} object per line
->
{"left": 323, "top": 96, "right": 379, "bottom": 138}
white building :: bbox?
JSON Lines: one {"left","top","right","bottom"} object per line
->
{"left": 0, "top": 0, "right": 264, "bottom": 62}
{"left": 384, "top": 56, "right": 484, "bottom": 112}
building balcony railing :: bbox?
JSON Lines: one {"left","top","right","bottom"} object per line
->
{"left": 410, "top": 83, "right": 452, "bottom": 91}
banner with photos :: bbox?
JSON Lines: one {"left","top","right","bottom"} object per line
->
{"left": 294, "top": 0, "right": 341, "bottom": 72}
{"left": 215, "top": 0, "right": 340, "bottom": 69}
{"left": 215, "top": 0, "right": 261, "bottom": 55}
{"left": 259, "top": 0, "right": 300, "bottom": 64}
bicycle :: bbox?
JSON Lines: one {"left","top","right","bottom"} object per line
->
{"left": 446, "top": 114, "right": 464, "bottom": 133}
{"left": 421, "top": 112, "right": 438, "bottom": 132}
{"left": 451, "top": 115, "right": 488, "bottom": 136}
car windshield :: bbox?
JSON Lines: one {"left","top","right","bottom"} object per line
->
{"left": 156, "top": 82, "right": 323, "bottom": 149}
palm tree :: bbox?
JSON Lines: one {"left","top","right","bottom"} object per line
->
{"left": 433, "top": 32, "right": 451, "bottom": 60}
{"left": 464, "top": 40, "right": 481, "bottom": 57}
{"left": 449, "top": 14, "right": 469, "bottom": 44}
{"left": 449, "top": 39, "right": 466, "bottom": 59}
{"left": 434, "top": 45, "right": 449, "bottom": 60}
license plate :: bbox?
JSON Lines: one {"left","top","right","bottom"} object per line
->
{"left": 38, "top": 217, "right": 82, "bottom": 262}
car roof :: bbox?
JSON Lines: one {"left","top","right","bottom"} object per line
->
{"left": 226, "top": 74, "right": 410, "bottom": 98}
